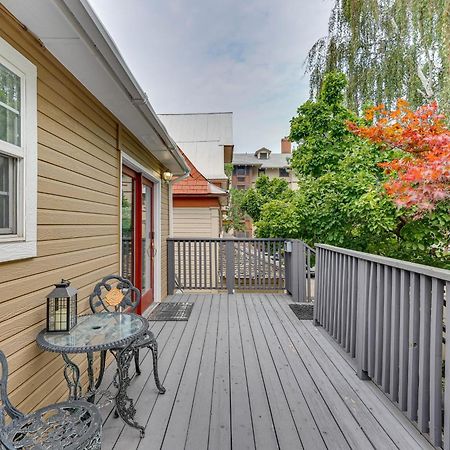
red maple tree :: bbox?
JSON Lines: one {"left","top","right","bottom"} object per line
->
{"left": 347, "top": 99, "right": 450, "bottom": 211}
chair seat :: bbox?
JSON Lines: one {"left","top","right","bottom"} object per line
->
{"left": 1, "top": 401, "right": 101, "bottom": 450}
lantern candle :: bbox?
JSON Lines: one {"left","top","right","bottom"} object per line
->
{"left": 46, "top": 280, "right": 78, "bottom": 333}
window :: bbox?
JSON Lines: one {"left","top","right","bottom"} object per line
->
{"left": 258, "top": 168, "right": 265, "bottom": 176}
{"left": 234, "top": 166, "right": 247, "bottom": 176}
{"left": 0, "top": 37, "right": 37, "bottom": 263}
{"left": 237, "top": 185, "right": 246, "bottom": 190}
{"left": 258, "top": 152, "right": 268, "bottom": 160}
{"left": 279, "top": 168, "right": 289, "bottom": 177}
{"left": 237, "top": 176, "right": 246, "bottom": 182}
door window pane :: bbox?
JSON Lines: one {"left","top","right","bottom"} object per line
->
{"left": 0, "top": 153, "right": 16, "bottom": 234}
{"left": 0, "top": 63, "right": 21, "bottom": 147}
{"left": 121, "top": 174, "right": 134, "bottom": 281}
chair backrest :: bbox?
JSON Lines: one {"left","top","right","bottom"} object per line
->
{"left": 0, "top": 351, "right": 23, "bottom": 425}
{"left": 89, "top": 275, "right": 140, "bottom": 314}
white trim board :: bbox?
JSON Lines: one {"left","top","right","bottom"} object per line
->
{"left": 121, "top": 152, "right": 162, "bottom": 303}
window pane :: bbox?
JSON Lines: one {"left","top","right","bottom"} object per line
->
{"left": 0, "top": 153, "right": 16, "bottom": 234}
{"left": 0, "top": 63, "right": 21, "bottom": 147}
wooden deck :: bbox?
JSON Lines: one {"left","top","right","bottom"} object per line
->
{"left": 99, "top": 293, "right": 435, "bottom": 450}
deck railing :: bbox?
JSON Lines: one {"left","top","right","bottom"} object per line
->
{"left": 314, "top": 244, "right": 450, "bottom": 448}
{"left": 167, "top": 238, "right": 314, "bottom": 300}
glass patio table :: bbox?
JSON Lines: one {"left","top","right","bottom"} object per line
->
{"left": 36, "top": 312, "right": 148, "bottom": 436}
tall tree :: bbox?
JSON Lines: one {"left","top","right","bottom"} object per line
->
{"left": 307, "top": 0, "right": 450, "bottom": 113}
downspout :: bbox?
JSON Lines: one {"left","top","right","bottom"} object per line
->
{"left": 167, "top": 171, "right": 190, "bottom": 237}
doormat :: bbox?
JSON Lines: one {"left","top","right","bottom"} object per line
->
{"left": 288, "top": 303, "right": 314, "bottom": 320}
{"left": 148, "top": 302, "right": 194, "bottom": 321}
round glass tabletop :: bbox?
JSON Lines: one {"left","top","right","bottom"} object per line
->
{"left": 36, "top": 313, "right": 148, "bottom": 353}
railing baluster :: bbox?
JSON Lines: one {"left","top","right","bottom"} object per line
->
{"left": 349, "top": 256, "right": 357, "bottom": 357}
{"left": 390, "top": 267, "right": 401, "bottom": 403}
{"left": 374, "top": 263, "right": 384, "bottom": 384}
{"left": 336, "top": 253, "right": 342, "bottom": 343}
{"left": 367, "top": 262, "right": 377, "bottom": 378}
{"left": 398, "top": 270, "right": 410, "bottom": 411}
{"left": 444, "top": 281, "right": 450, "bottom": 450}
{"left": 418, "top": 274, "right": 431, "bottom": 433}
{"left": 407, "top": 272, "right": 420, "bottom": 421}
{"left": 382, "top": 265, "right": 392, "bottom": 393}
{"left": 429, "top": 278, "right": 444, "bottom": 446}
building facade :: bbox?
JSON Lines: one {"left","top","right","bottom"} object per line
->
{"left": 171, "top": 150, "right": 227, "bottom": 238}
{"left": 159, "top": 112, "right": 234, "bottom": 191}
{"left": 232, "top": 138, "right": 297, "bottom": 191}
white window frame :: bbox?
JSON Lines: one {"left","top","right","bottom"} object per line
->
{"left": 0, "top": 36, "right": 37, "bottom": 263}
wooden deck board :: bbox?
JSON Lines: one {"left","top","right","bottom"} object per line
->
{"left": 99, "top": 293, "right": 435, "bottom": 450}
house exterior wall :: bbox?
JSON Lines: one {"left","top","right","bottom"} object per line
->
{"left": 172, "top": 207, "right": 220, "bottom": 238}
{"left": 0, "top": 7, "right": 169, "bottom": 413}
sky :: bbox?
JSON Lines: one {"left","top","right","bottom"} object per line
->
{"left": 88, "top": 0, "right": 333, "bottom": 154}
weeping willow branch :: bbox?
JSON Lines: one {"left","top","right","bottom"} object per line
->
{"left": 307, "top": 0, "right": 450, "bottom": 113}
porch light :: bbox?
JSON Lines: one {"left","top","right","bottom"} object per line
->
{"left": 46, "top": 280, "right": 78, "bottom": 333}
{"left": 162, "top": 171, "right": 173, "bottom": 182}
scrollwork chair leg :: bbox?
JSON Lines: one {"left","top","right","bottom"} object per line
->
{"left": 134, "top": 349, "right": 141, "bottom": 376}
{"left": 149, "top": 341, "right": 166, "bottom": 394}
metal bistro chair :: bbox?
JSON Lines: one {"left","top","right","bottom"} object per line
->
{"left": 89, "top": 275, "right": 166, "bottom": 395}
{"left": 0, "top": 351, "right": 101, "bottom": 450}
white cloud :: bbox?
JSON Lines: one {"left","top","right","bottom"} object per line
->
{"left": 88, "top": 0, "right": 333, "bottom": 153}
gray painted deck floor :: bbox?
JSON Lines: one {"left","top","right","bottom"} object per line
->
{"left": 99, "top": 293, "right": 435, "bottom": 450}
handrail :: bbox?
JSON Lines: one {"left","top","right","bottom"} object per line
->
{"left": 316, "top": 244, "right": 450, "bottom": 281}
{"left": 314, "top": 244, "right": 450, "bottom": 448}
{"left": 167, "top": 237, "right": 287, "bottom": 242}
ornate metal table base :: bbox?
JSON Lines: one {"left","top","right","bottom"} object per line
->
{"left": 112, "top": 343, "right": 145, "bottom": 437}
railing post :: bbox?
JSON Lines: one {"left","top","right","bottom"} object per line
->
{"left": 289, "top": 240, "right": 306, "bottom": 302}
{"left": 167, "top": 239, "right": 175, "bottom": 295}
{"left": 313, "top": 247, "right": 321, "bottom": 325}
{"left": 356, "top": 259, "right": 369, "bottom": 380}
{"left": 226, "top": 240, "right": 235, "bottom": 294}
{"left": 298, "top": 241, "right": 306, "bottom": 302}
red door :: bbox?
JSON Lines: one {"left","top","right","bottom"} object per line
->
{"left": 121, "top": 166, "right": 154, "bottom": 314}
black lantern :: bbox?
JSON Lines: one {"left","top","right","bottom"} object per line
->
{"left": 46, "top": 280, "right": 78, "bottom": 332}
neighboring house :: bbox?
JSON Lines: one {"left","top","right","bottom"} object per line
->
{"left": 0, "top": 1, "right": 188, "bottom": 413}
{"left": 232, "top": 138, "right": 297, "bottom": 190}
{"left": 159, "top": 112, "right": 234, "bottom": 191}
{"left": 171, "top": 150, "right": 227, "bottom": 238}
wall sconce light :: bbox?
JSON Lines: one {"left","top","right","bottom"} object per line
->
{"left": 162, "top": 171, "right": 173, "bottom": 182}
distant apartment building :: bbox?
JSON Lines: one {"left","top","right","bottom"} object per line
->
{"left": 232, "top": 138, "right": 297, "bottom": 190}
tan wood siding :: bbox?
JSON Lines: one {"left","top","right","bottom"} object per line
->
{"left": 173, "top": 207, "right": 221, "bottom": 238}
{"left": 0, "top": 7, "right": 169, "bottom": 414}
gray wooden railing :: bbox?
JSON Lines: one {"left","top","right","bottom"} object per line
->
{"left": 167, "top": 238, "right": 314, "bottom": 300}
{"left": 314, "top": 244, "right": 450, "bottom": 448}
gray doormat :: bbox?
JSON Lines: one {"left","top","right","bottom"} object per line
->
{"left": 288, "top": 303, "right": 314, "bottom": 320}
{"left": 148, "top": 302, "right": 194, "bottom": 321}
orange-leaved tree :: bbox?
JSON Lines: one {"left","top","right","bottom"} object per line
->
{"left": 347, "top": 99, "right": 450, "bottom": 211}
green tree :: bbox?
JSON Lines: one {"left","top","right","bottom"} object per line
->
{"left": 223, "top": 188, "right": 246, "bottom": 233}
{"left": 241, "top": 175, "right": 293, "bottom": 222}
{"left": 255, "top": 72, "right": 449, "bottom": 268}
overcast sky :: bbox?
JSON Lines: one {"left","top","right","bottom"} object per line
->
{"left": 89, "top": 0, "right": 333, "bottom": 154}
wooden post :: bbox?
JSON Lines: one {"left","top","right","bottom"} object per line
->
{"left": 226, "top": 240, "right": 235, "bottom": 294}
{"left": 356, "top": 259, "right": 369, "bottom": 380}
{"left": 167, "top": 239, "right": 175, "bottom": 295}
